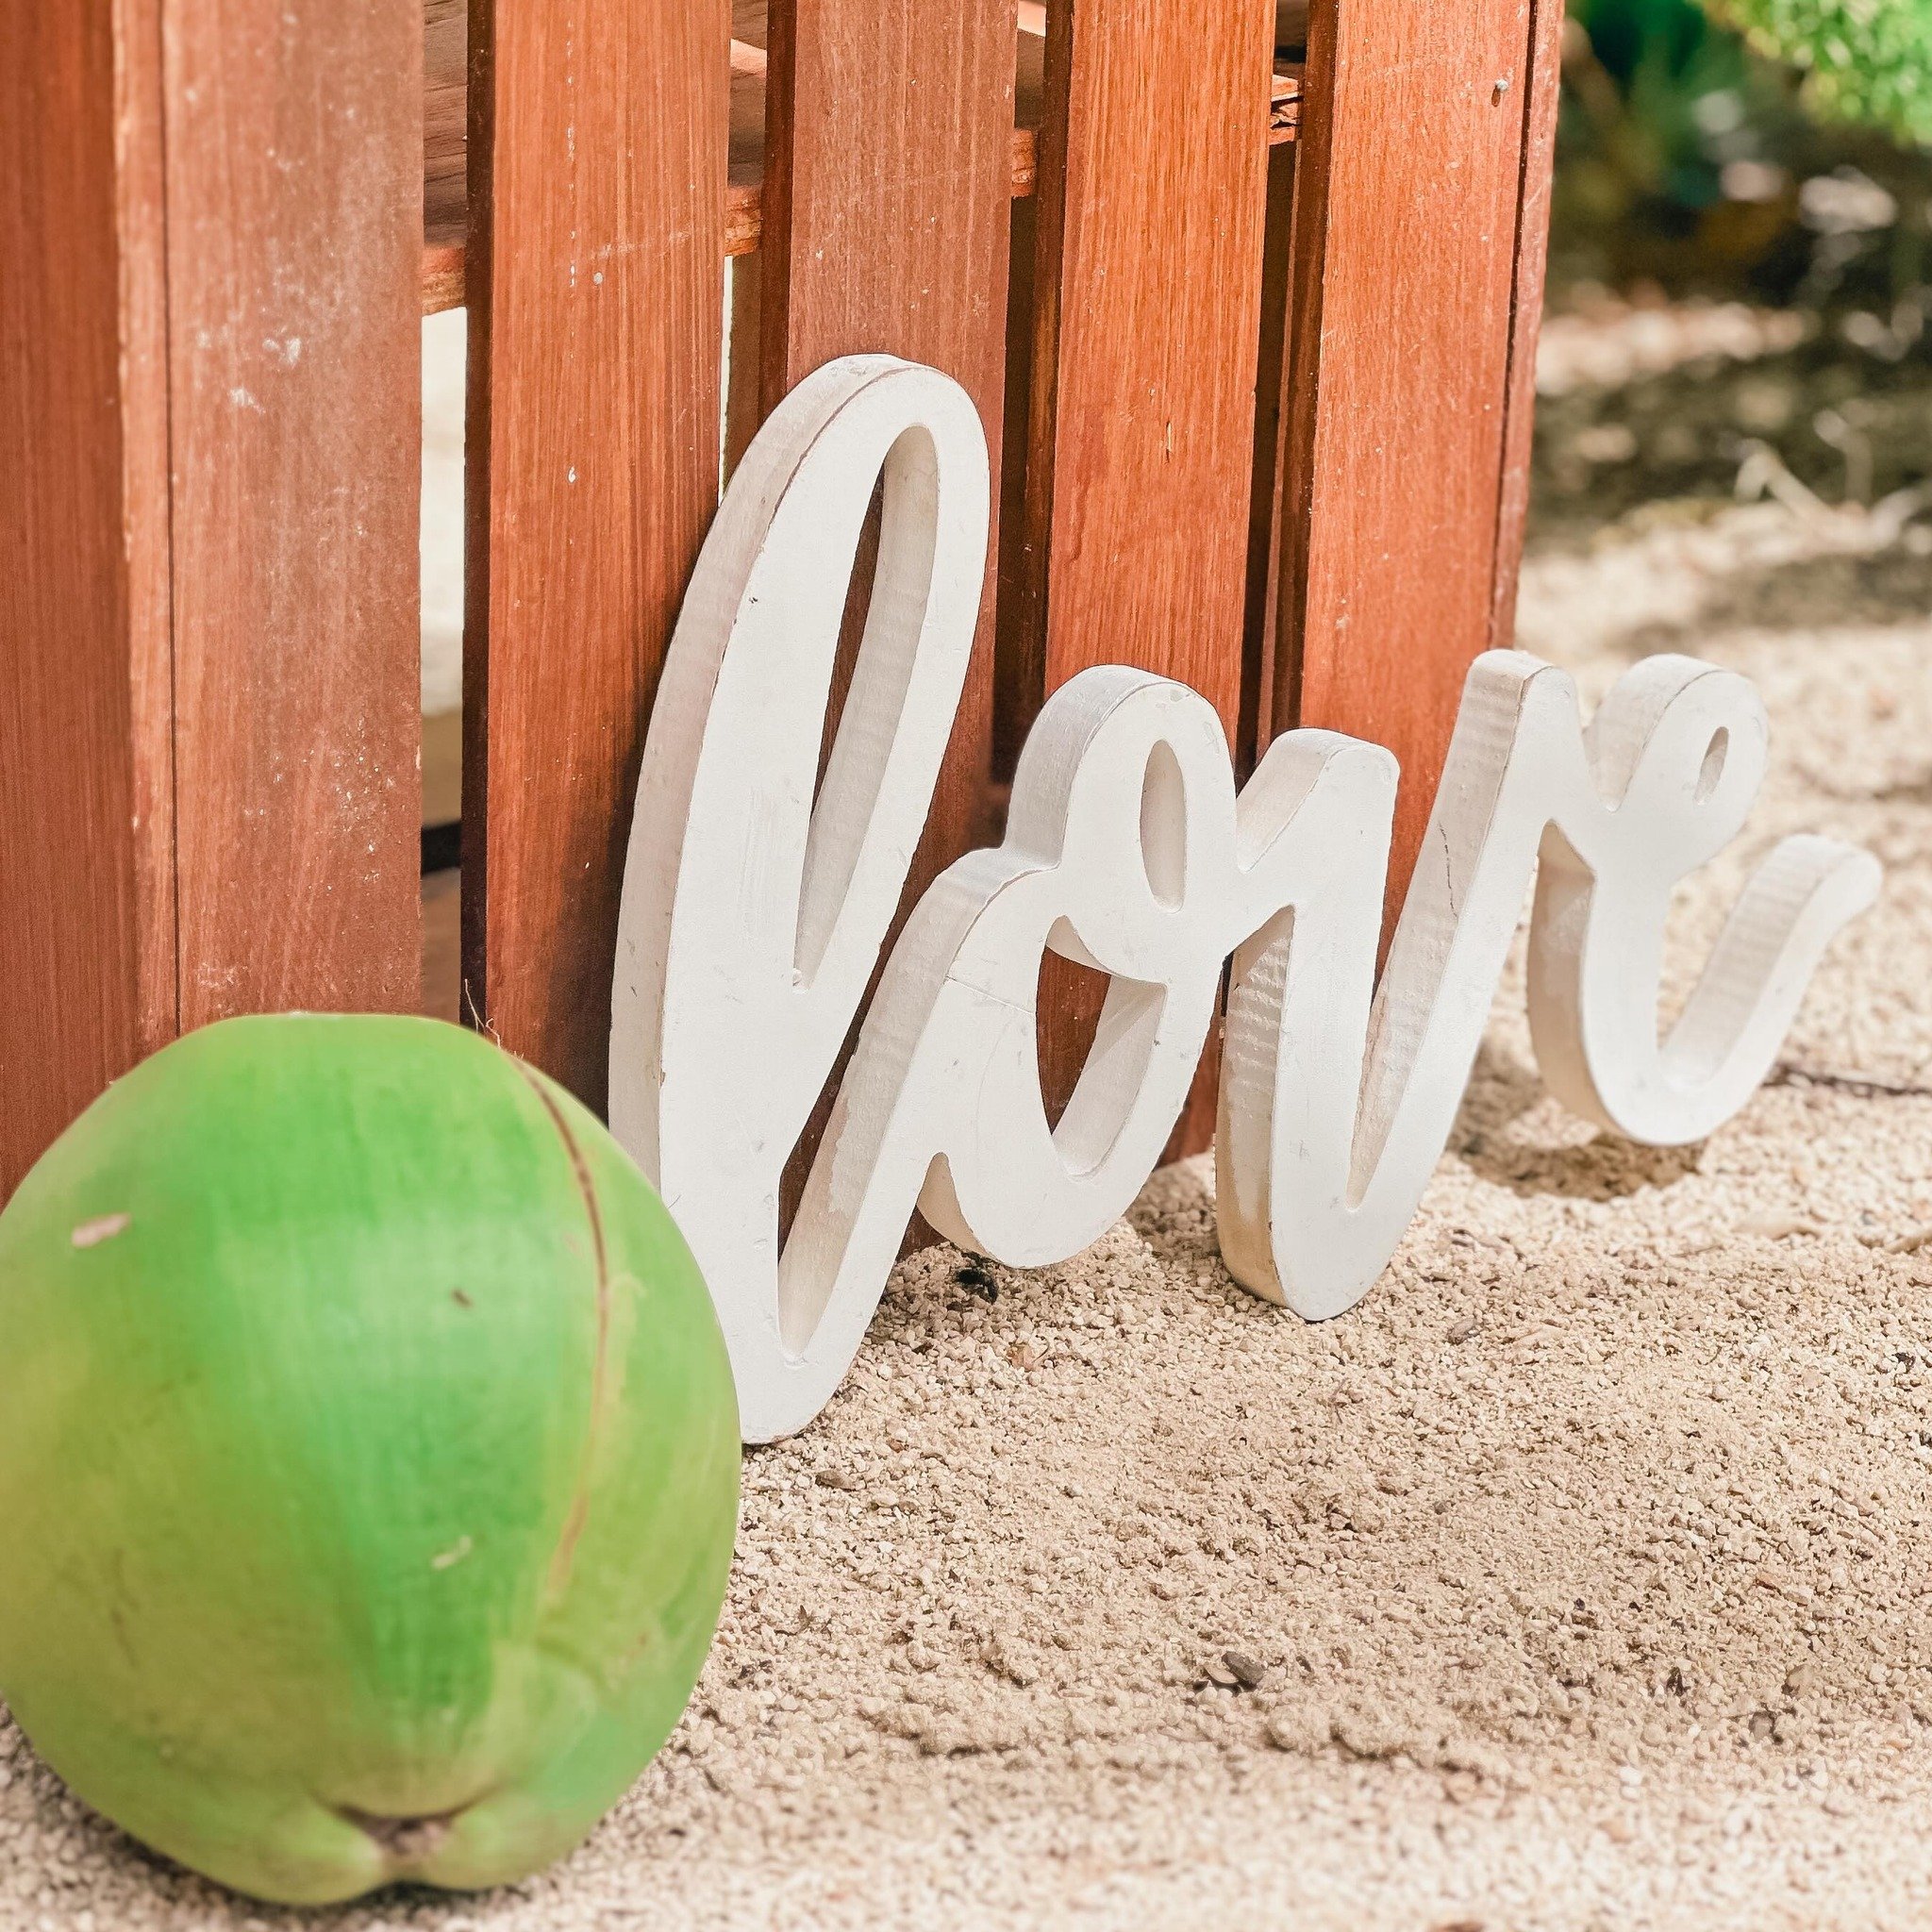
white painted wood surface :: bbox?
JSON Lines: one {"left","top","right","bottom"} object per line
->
{"left": 611, "top": 357, "right": 1881, "bottom": 1444}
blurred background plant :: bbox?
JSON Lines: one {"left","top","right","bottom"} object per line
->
{"left": 1723, "top": 0, "right": 1931, "bottom": 146}
{"left": 1535, "top": 0, "right": 1932, "bottom": 540}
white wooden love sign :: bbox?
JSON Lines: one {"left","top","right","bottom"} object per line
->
{"left": 608, "top": 357, "right": 1880, "bottom": 1444}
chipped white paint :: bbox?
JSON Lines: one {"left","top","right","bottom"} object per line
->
{"left": 610, "top": 357, "right": 1880, "bottom": 1443}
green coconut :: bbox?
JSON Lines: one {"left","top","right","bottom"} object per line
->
{"left": 0, "top": 1015, "right": 740, "bottom": 1905}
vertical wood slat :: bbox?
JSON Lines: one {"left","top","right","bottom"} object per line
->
{"left": 1, "top": 0, "right": 174, "bottom": 1198}
{"left": 758, "top": 0, "right": 1014, "bottom": 845}
{"left": 1490, "top": 0, "right": 1567, "bottom": 651}
{"left": 167, "top": 0, "right": 425, "bottom": 1026}
{"left": 1015, "top": 0, "right": 1277, "bottom": 1151}
{"left": 760, "top": 0, "right": 1016, "bottom": 424}
{"left": 465, "top": 0, "right": 732, "bottom": 1113}
{"left": 2, "top": 0, "right": 422, "bottom": 1199}
{"left": 1274, "top": 0, "right": 1562, "bottom": 924}
{"left": 757, "top": 0, "right": 1016, "bottom": 1220}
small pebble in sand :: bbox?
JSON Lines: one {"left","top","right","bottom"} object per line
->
{"left": 1223, "top": 1651, "right": 1268, "bottom": 1690}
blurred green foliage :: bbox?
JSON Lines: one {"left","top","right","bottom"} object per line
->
{"left": 1558, "top": 0, "right": 1929, "bottom": 301}
{"left": 1540, "top": 0, "right": 1932, "bottom": 537}
{"left": 1714, "top": 0, "right": 1932, "bottom": 145}
{"left": 1571, "top": 0, "right": 1930, "bottom": 153}
{"left": 1565, "top": 0, "right": 1795, "bottom": 217}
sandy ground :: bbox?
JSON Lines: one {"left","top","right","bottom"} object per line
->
{"left": 7, "top": 488, "right": 1932, "bottom": 1924}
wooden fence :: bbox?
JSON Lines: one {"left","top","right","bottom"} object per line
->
{"left": 2, "top": 0, "right": 1562, "bottom": 1202}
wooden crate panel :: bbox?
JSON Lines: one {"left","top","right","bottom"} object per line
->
{"left": 1274, "top": 0, "right": 1562, "bottom": 927}
{"left": 166, "top": 0, "right": 425, "bottom": 1028}
{"left": 754, "top": 0, "right": 1018, "bottom": 1224}
{"left": 0, "top": 0, "right": 173, "bottom": 1195}
{"left": 6, "top": 0, "right": 425, "bottom": 1190}
{"left": 463, "top": 0, "right": 731, "bottom": 1112}
{"left": 1014, "top": 0, "right": 1278, "bottom": 1151}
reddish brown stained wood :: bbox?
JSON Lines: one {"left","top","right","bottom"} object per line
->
{"left": 425, "top": 0, "right": 467, "bottom": 228}
{"left": 417, "top": 21, "right": 1301, "bottom": 314}
{"left": 465, "top": 0, "right": 730, "bottom": 1112}
{"left": 758, "top": 0, "right": 1016, "bottom": 1224}
{"left": 423, "top": 242, "right": 467, "bottom": 315}
{"left": 1, "top": 0, "right": 174, "bottom": 1198}
{"left": 1015, "top": 0, "right": 1276, "bottom": 1154}
{"left": 7, "top": 0, "right": 422, "bottom": 1191}
{"left": 758, "top": 0, "right": 1015, "bottom": 747}
{"left": 1491, "top": 0, "right": 1567, "bottom": 650}
{"left": 165, "top": 0, "right": 424, "bottom": 1028}
{"left": 1274, "top": 0, "right": 1554, "bottom": 933}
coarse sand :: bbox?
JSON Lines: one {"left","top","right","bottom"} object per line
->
{"left": 4, "top": 499, "right": 1930, "bottom": 1931}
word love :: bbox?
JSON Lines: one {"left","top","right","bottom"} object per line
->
{"left": 610, "top": 357, "right": 1879, "bottom": 1443}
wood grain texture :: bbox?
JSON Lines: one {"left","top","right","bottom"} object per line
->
{"left": 164, "top": 0, "right": 423, "bottom": 1027}
{"left": 0, "top": 0, "right": 174, "bottom": 1197}
{"left": 1015, "top": 0, "right": 1276, "bottom": 1151}
{"left": 759, "top": 0, "right": 1014, "bottom": 423}
{"left": 1274, "top": 0, "right": 1557, "bottom": 929}
{"left": 416, "top": 14, "right": 1301, "bottom": 314}
{"left": 464, "top": 0, "right": 730, "bottom": 1111}
{"left": 1491, "top": 0, "right": 1567, "bottom": 650}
